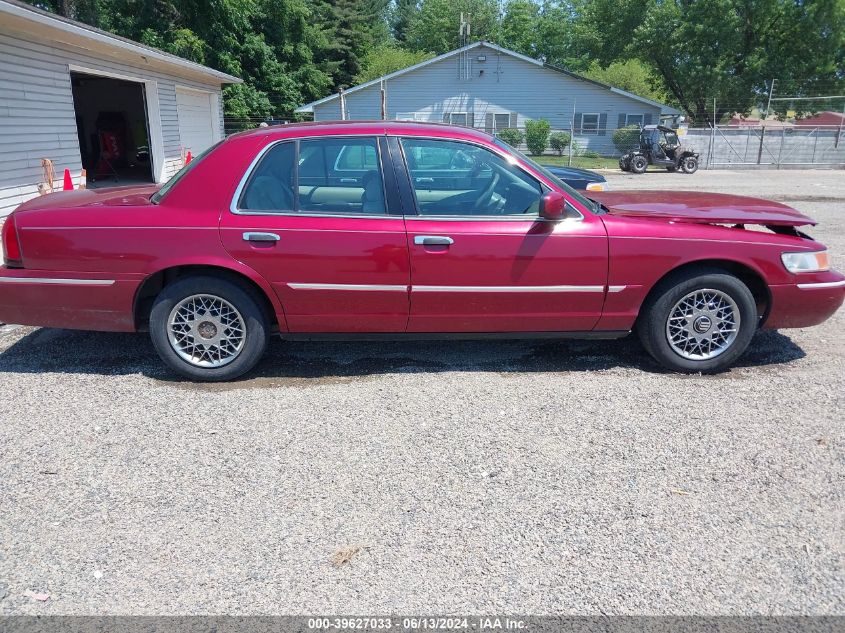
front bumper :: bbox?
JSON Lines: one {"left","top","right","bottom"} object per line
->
{"left": 765, "top": 272, "right": 845, "bottom": 329}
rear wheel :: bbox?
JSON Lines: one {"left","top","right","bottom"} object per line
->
{"left": 681, "top": 155, "right": 699, "bottom": 174}
{"left": 619, "top": 156, "right": 630, "bottom": 171}
{"left": 637, "top": 269, "right": 757, "bottom": 373}
{"left": 666, "top": 165, "right": 676, "bottom": 172}
{"left": 630, "top": 155, "right": 648, "bottom": 174}
{"left": 149, "top": 275, "right": 269, "bottom": 381}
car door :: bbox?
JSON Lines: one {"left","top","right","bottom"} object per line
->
{"left": 395, "top": 136, "right": 608, "bottom": 332}
{"left": 219, "top": 135, "right": 410, "bottom": 333}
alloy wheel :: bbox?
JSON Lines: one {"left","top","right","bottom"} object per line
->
{"left": 167, "top": 294, "right": 246, "bottom": 368}
{"left": 665, "top": 288, "right": 740, "bottom": 360}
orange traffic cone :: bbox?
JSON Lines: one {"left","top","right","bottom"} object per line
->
{"left": 62, "top": 169, "right": 73, "bottom": 191}
{"left": 185, "top": 150, "right": 192, "bottom": 165}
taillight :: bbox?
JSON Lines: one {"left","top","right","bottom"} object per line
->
{"left": 2, "top": 214, "right": 23, "bottom": 267}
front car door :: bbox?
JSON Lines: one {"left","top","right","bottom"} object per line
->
{"left": 395, "top": 136, "right": 608, "bottom": 332}
{"left": 220, "top": 135, "right": 410, "bottom": 332}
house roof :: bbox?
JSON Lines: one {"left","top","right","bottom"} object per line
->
{"left": 295, "top": 41, "right": 681, "bottom": 116}
{"left": 0, "top": 0, "right": 241, "bottom": 84}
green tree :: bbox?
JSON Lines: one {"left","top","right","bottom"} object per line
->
{"left": 355, "top": 45, "right": 435, "bottom": 83}
{"left": 524, "top": 118, "right": 551, "bottom": 155}
{"left": 612, "top": 125, "right": 640, "bottom": 153}
{"left": 407, "top": 0, "right": 501, "bottom": 54}
{"left": 578, "top": 0, "right": 845, "bottom": 122}
{"left": 582, "top": 59, "right": 671, "bottom": 105}
{"left": 496, "top": 128, "right": 525, "bottom": 148}
{"left": 500, "top": 0, "right": 540, "bottom": 57}
{"left": 391, "top": 0, "right": 419, "bottom": 43}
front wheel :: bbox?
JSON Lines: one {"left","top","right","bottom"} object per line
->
{"left": 149, "top": 275, "right": 269, "bottom": 381}
{"left": 630, "top": 155, "right": 648, "bottom": 174}
{"left": 681, "top": 155, "right": 699, "bottom": 174}
{"left": 637, "top": 269, "right": 757, "bottom": 373}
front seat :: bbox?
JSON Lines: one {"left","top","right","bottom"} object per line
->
{"left": 360, "top": 171, "right": 385, "bottom": 214}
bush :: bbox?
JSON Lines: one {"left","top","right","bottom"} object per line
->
{"left": 613, "top": 125, "right": 641, "bottom": 153}
{"left": 524, "top": 119, "right": 551, "bottom": 156}
{"left": 496, "top": 128, "right": 524, "bottom": 148}
{"left": 548, "top": 131, "right": 571, "bottom": 155}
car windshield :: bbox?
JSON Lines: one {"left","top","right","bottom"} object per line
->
{"left": 664, "top": 131, "right": 679, "bottom": 145}
{"left": 492, "top": 138, "right": 595, "bottom": 212}
{"left": 150, "top": 140, "right": 223, "bottom": 204}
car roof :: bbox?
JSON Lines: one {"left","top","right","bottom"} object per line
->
{"left": 228, "top": 120, "right": 496, "bottom": 143}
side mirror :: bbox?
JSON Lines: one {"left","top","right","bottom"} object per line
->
{"left": 539, "top": 190, "right": 567, "bottom": 221}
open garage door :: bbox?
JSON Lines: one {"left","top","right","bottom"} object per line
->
{"left": 176, "top": 87, "right": 217, "bottom": 157}
{"left": 71, "top": 72, "right": 154, "bottom": 186}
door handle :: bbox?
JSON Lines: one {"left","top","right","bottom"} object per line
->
{"left": 243, "top": 232, "right": 281, "bottom": 242}
{"left": 339, "top": 178, "right": 357, "bottom": 184}
{"left": 415, "top": 177, "right": 435, "bottom": 184}
{"left": 414, "top": 235, "right": 454, "bottom": 246}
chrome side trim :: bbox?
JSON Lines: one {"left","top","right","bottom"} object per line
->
{"left": 796, "top": 280, "right": 845, "bottom": 289}
{"left": 287, "top": 283, "right": 408, "bottom": 292}
{"left": 607, "top": 285, "right": 627, "bottom": 293}
{"left": 0, "top": 277, "right": 115, "bottom": 286}
{"left": 412, "top": 284, "right": 605, "bottom": 293}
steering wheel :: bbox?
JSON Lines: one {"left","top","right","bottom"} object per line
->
{"left": 471, "top": 171, "right": 500, "bottom": 212}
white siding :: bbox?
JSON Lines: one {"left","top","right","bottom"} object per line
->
{"left": 0, "top": 24, "right": 226, "bottom": 216}
{"left": 313, "top": 44, "right": 662, "bottom": 154}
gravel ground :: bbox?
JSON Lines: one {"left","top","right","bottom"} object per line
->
{"left": 0, "top": 170, "right": 842, "bottom": 615}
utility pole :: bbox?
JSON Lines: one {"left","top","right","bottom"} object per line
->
{"left": 380, "top": 80, "right": 386, "bottom": 120}
{"left": 763, "top": 79, "right": 777, "bottom": 121}
{"left": 339, "top": 88, "right": 347, "bottom": 121}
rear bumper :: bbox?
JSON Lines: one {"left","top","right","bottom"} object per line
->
{"left": 765, "top": 273, "right": 845, "bottom": 329}
{"left": 0, "top": 268, "right": 142, "bottom": 331}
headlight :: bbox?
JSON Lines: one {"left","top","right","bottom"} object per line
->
{"left": 585, "top": 181, "right": 609, "bottom": 191}
{"left": 781, "top": 250, "right": 830, "bottom": 273}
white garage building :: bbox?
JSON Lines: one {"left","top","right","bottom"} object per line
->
{"left": 0, "top": 0, "right": 241, "bottom": 217}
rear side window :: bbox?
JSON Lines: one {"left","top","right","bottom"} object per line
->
{"left": 239, "top": 142, "right": 296, "bottom": 211}
{"left": 239, "top": 137, "right": 386, "bottom": 215}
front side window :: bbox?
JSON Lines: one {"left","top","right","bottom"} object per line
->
{"left": 401, "top": 138, "right": 544, "bottom": 217}
{"left": 582, "top": 114, "right": 599, "bottom": 135}
{"left": 239, "top": 137, "right": 386, "bottom": 215}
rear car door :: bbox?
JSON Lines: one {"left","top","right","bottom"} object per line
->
{"left": 219, "top": 135, "right": 410, "bottom": 332}
{"left": 395, "top": 136, "right": 608, "bottom": 332}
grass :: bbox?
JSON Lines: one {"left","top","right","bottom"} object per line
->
{"left": 535, "top": 154, "right": 620, "bottom": 170}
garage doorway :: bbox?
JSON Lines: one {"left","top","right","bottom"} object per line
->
{"left": 70, "top": 71, "right": 155, "bottom": 186}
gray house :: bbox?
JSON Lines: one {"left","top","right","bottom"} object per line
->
{"left": 296, "top": 41, "right": 680, "bottom": 155}
{"left": 0, "top": 0, "right": 241, "bottom": 217}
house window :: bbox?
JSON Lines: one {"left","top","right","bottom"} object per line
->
{"left": 626, "top": 114, "right": 644, "bottom": 127}
{"left": 397, "top": 112, "right": 426, "bottom": 121}
{"left": 582, "top": 113, "right": 600, "bottom": 135}
{"left": 494, "top": 113, "right": 511, "bottom": 131}
{"left": 449, "top": 112, "right": 469, "bottom": 126}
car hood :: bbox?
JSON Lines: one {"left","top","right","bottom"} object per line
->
{"left": 587, "top": 190, "right": 816, "bottom": 226}
{"left": 15, "top": 184, "right": 162, "bottom": 212}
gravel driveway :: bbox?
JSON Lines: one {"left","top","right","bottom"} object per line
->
{"left": 0, "top": 170, "right": 842, "bottom": 615}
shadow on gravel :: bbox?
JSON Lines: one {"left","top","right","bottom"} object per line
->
{"left": 0, "top": 327, "right": 805, "bottom": 386}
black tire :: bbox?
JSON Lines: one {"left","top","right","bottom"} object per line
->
{"left": 630, "top": 155, "right": 648, "bottom": 174}
{"left": 149, "top": 275, "right": 269, "bottom": 381}
{"left": 636, "top": 268, "right": 757, "bottom": 373}
{"left": 681, "top": 155, "right": 699, "bottom": 174}
{"left": 666, "top": 165, "right": 676, "bottom": 172}
{"left": 619, "top": 156, "right": 630, "bottom": 171}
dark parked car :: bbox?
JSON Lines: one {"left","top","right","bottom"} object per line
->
{"left": 540, "top": 164, "right": 609, "bottom": 191}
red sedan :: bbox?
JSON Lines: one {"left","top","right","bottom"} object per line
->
{"left": 1, "top": 122, "right": 843, "bottom": 380}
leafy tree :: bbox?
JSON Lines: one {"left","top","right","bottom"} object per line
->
{"left": 524, "top": 118, "right": 551, "bottom": 155}
{"left": 355, "top": 45, "right": 435, "bottom": 83}
{"left": 582, "top": 59, "right": 671, "bottom": 105}
{"left": 548, "top": 131, "right": 571, "bottom": 155}
{"left": 500, "top": 0, "right": 540, "bottom": 57}
{"left": 496, "top": 128, "right": 525, "bottom": 148}
{"left": 391, "top": 0, "right": 419, "bottom": 43}
{"left": 407, "top": 0, "right": 501, "bottom": 54}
